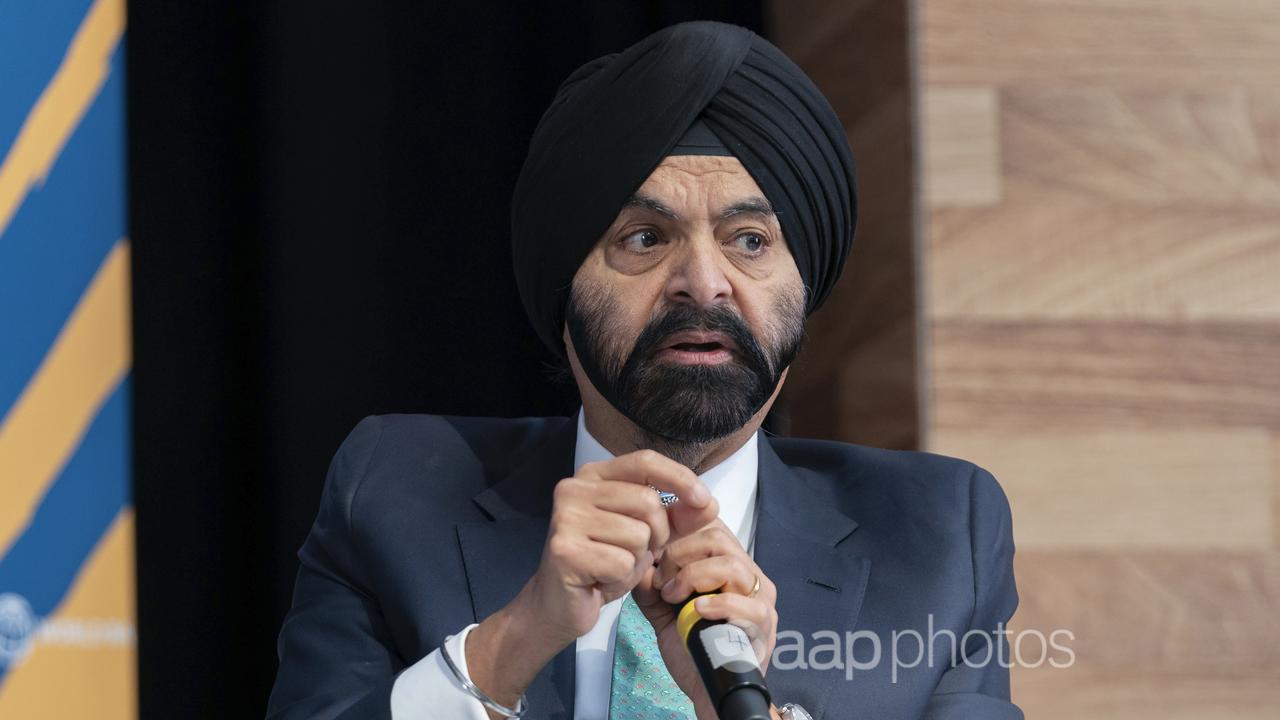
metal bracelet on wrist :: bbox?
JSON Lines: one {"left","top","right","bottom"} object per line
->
{"left": 439, "top": 634, "right": 529, "bottom": 718}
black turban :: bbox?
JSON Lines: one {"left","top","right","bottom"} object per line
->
{"left": 511, "top": 20, "right": 857, "bottom": 356}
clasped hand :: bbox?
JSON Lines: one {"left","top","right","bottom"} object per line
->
{"left": 525, "top": 449, "right": 779, "bottom": 717}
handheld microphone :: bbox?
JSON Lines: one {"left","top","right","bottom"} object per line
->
{"left": 675, "top": 592, "right": 772, "bottom": 720}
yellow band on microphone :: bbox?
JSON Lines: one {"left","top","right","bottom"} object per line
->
{"left": 676, "top": 593, "right": 719, "bottom": 644}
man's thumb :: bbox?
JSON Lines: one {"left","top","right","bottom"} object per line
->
{"left": 630, "top": 561, "right": 669, "bottom": 623}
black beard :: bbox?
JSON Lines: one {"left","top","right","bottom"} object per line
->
{"left": 565, "top": 282, "right": 805, "bottom": 451}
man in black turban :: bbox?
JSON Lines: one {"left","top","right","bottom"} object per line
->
{"left": 269, "top": 21, "right": 1022, "bottom": 720}
{"left": 511, "top": 20, "right": 856, "bottom": 358}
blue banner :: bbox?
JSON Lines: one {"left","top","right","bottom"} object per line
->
{"left": 0, "top": 0, "right": 135, "bottom": 715}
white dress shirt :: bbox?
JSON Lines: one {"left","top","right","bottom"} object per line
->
{"left": 390, "top": 410, "right": 760, "bottom": 719}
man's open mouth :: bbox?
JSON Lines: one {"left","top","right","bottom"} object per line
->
{"left": 654, "top": 331, "right": 740, "bottom": 364}
{"left": 669, "top": 341, "right": 727, "bottom": 352}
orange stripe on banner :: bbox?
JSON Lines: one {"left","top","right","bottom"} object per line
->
{"left": 0, "top": 509, "right": 136, "bottom": 718}
{"left": 0, "top": 0, "right": 125, "bottom": 238}
{"left": 0, "top": 240, "right": 131, "bottom": 559}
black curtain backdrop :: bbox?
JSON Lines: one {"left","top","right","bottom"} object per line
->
{"left": 127, "top": 2, "right": 764, "bottom": 717}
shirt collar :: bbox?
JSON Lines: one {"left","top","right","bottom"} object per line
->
{"left": 573, "top": 408, "right": 759, "bottom": 550}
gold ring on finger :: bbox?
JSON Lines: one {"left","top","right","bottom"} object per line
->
{"left": 749, "top": 574, "right": 761, "bottom": 598}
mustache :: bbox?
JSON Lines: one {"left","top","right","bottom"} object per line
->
{"left": 563, "top": 278, "right": 806, "bottom": 446}
{"left": 628, "top": 303, "right": 772, "bottom": 373}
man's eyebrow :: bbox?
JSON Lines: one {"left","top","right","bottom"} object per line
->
{"left": 623, "top": 192, "right": 681, "bottom": 220}
{"left": 623, "top": 193, "right": 775, "bottom": 222}
{"left": 717, "top": 196, "right": 774, "bottom": 220}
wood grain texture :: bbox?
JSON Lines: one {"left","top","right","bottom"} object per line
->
{"left": 996, "top": 87, "right": 1280, "bottom": 209}
{"left": 927, "top": 85, "right": 1280, "bottom": 320}
{"left": 933, "top": 427, "right": 1272, "bottom": 548}
{"left": 1274, "top": 433, "right": 1280, "bottom": 549}
{"left": 1010, "top": 550, "right": 1280, "bottom": 668}
{"left": 1013, "top": 668, "right": 1280, "bottom": 720}
{"left": 922, "top": 0, "right": 1280, "bottom": 87}
{"left": 922, "top": 86, "right": 1001, "bottom": 207}
{"left": 931, "top": 320, "right": 1280, "bottom": 430}
{"left": 1008, "top": 548, "right": 1280, "bottom": 712}
{"left": 928, "top": 202, "right": 1280, "bottom": 320}
{"left": 1008, "top": 551, "right": 1280, "bottom": 717}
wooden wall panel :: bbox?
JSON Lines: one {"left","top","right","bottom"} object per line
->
{"left": 929, "top": 204, "right": 1280, "bottom": 319}
{"left": 925, "top": 84, "right": 1280, "bottom": 319}
{"left": 1274, "top": 434, "right": 1280, "bottom": 550}
{"left": 1012, "top": 669, "right": 1280, "bottom": 720}
{"left": 934, "top": 428, "right": 1272, "bottom": 548}
{"left": 921, "top": 0, "right": 1280, "bottom": 716}
{"left": 1010, "top": 551, "right": 1280, "bottom": 718}
{"left": 922, "top": 0, "right": 1280, "bottom": 88}
{"left": 1011, "top": 551, "right": 1280, "bottom": 668}
{"left": 932, "top": 321, "right": 1280, "bottom": 430}
{"left": 922, "top": 86, "right": 1001, "bottom": 207}
{"left": 996, "top": 87, "right": 1280, "bottom": 208}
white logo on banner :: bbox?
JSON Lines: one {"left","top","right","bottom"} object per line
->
{"left": 0, "top": 594, "right": 36, "bottom": 666}
{"left": 0, "top": 592, "right": 135, "bottom": 668}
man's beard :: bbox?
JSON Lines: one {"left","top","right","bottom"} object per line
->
{"left": 565, "top": 279, "right": 805, "bottom": 462}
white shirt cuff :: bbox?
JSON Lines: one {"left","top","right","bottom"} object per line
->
{"left": 390, "top": 623, "right": 492, "bottom": 720}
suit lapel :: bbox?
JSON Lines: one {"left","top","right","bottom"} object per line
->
{"left": 755, "top": 433, "right": 870, "bottom": 720}
{"left": 456, "top": 415, "right": 578, "bottom": 720}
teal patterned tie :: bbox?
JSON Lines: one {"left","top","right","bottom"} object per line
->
{"left": 609, "top": 593, "right": 696, "bottom": 719}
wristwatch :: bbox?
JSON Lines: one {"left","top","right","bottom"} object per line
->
{"left": 777, "top": 702, "right": 814, "bottom": 720}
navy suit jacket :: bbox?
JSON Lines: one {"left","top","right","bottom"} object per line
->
{"left": 266, "top": 413, "right": 1022, "bottom": 719}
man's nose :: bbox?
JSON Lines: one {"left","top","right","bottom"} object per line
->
{"left": 664, "top": 239, "right": 733, "bottom": 307}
